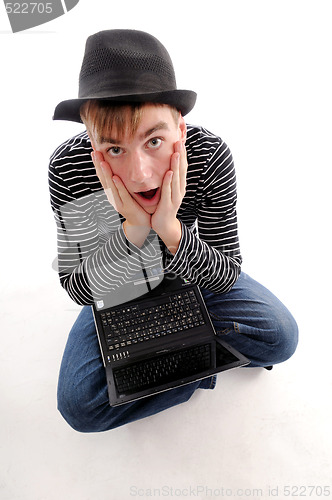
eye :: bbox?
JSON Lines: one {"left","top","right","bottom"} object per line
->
{"left": 147, "top": 137, "right": 162, "bottom": 149}
{"left": 108, "top": 146, "right": 123, "bottom": 157}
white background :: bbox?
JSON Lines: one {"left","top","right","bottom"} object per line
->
{"left": 1, "top": 1, "right": 331, "bottom": 499}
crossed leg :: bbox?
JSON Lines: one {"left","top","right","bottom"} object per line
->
{"left": 57, "top": 272, "right": 298, "bottom": 432}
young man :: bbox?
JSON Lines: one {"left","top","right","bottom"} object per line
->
{"left": 50, "top": 29, "right": 298, "bottom": 432}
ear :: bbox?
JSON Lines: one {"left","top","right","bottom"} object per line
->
{"left": 178, "top": 114, "right": 187, "bottom": 144}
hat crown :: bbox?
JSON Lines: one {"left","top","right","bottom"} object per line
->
{"left": 53, "top": 29, "right": 196, "bottom": 122}
{"left": 79, "top": 30, "right": 176, "bottom": 98}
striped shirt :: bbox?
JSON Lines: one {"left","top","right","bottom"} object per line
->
{"left": 49, "top": 125, "right": 242, "bottom": 305}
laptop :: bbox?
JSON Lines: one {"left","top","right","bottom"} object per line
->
{"left": 56, "top": 194, "right": 249, "bottom": 406}
{"left": 92, "top": 269, "right": 249, "bottom": 406}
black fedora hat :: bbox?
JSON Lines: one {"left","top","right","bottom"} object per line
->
{"left": 53, "top": 29, "right": 197, "bottom": 123}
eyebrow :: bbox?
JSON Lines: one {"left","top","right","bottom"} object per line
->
{"left": 139, "top": 121, "right": 170, "bottom": 141}
{"left": 99, "top": 121, "right": 170, "bottom": 145}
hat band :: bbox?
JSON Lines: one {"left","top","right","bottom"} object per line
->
{"left": 78, "top": 67, "right": 176, "bottom": 99}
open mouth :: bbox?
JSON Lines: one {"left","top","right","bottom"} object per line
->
{"left": 136, "top": 188, "right": 159, "bottom": 200}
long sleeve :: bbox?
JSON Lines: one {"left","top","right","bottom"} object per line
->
{"left": 165, "top": 127, "right": 242, "bottom": 293}
{"left": 48, "top": 126, "right": 242, "bottom": 305}
{"left": 49, "top": 132, "right": 163, "bottom": 305}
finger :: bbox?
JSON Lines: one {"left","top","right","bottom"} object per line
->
{"left": 100, "top": 160, "right": 114, "bottom": 190}
{"left": 92, "top": 152, "right": 122, "bottom": 210}
{"left": 93, "top": 152, "right": 118, "bottom": 199}
{"left": 172, "top": 141, "right": 187, "bottom": 195}
{"left": 92, "top": 151, "right": 114, "bottom": 195}
{"left": 178, "top": 142, "right": 187, "bottom": 195}
{"left": 170, "top": 152, "right": 181, "bottom": 203}
{"left": 112, "top": 175, "right": 136, "bottom": 206}
{"left": 159, "top": 170, "right": 173, "bottom": 207}
{"left": 102, "top": 171, "right": 124, "bottom": 211}
{"left": 91, "top": 151, "right": 107, "bottom": 189}
{"left": 95, "top": 151, "right": 114, "bottom": 189}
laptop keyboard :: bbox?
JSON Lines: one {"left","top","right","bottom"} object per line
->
{"left": 114, "top": 344, "right": 211, "bottom": 395}
{"left": 100, "top": 288, "right": 206, "bottom": 352}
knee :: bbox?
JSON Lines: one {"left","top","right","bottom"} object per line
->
{"left": 57, "top": 385, "right": 93, "bottom": 433}
{"left": 57, "top": 379, "right": 112, "bottom": 433}
{"left": 273, "top": 308, "right": 299, "bottom": 364}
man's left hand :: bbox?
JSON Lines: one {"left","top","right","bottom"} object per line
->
{"left": 151, "top": 141, "right": 187, "bottom": 255}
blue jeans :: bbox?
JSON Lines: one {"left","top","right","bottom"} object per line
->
{"left": 57, "top": 272, "right": 298, "bottom": 432}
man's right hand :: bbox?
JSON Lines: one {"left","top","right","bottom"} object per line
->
{"left": 91, "top": 151, "right": 151, "bottom": 247}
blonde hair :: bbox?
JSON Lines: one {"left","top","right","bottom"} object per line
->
{"left": 80, "top": 100, "right": 180, "bottom": 143}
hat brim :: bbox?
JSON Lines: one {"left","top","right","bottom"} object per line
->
{"left": 53, "top": 90, "right": 197, "bottom": 122}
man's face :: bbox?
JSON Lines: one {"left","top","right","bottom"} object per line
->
{"left": 89, "top": 104, "right": 187, "bottom": 214}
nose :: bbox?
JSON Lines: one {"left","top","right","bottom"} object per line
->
{"left": 127, "top": 151, "right": 152, "bottom": 185}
